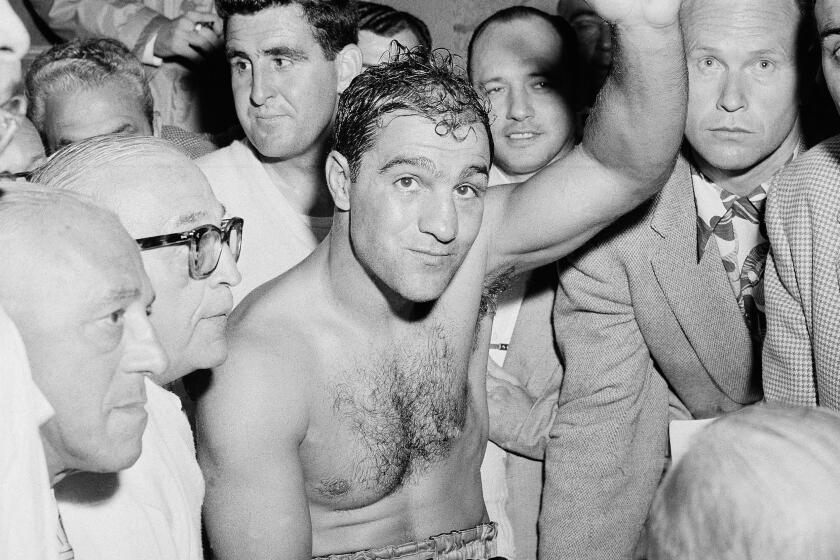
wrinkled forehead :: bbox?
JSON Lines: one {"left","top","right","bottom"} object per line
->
{"left": 683, "top": 0, "right": 801, "bottom": 49}
{"left": 89, "top": 152, "right": 224, "bottom": 237}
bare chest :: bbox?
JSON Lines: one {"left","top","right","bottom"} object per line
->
{"left": 302, "top": 324, "right": 479, "bottom": 507}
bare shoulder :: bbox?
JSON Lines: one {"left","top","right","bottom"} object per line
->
{"left": 198, "top": 268, "right": 320, "bottom": 451}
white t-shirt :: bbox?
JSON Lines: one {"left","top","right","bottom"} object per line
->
{"left": 56, "top": 379, "right": 204, "bottom": 560}
{"left": 197, "top": 140, "right": 332, "bottom": 305}
{"left": 0, "top": 305, "right": 57, "bottom": 560}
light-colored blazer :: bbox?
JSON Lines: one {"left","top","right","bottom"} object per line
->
{"left": 540, "top": 156, "right": 761, "bottom": 560}
{"left": 494, "top": 264, "right": 563, "bottom": 560}
{"left": 764, "top": 135, "right": 840, "bottom": 409}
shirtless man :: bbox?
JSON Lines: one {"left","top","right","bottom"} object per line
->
{"left": 197, "top": 0, "right": 686, "bottom": 557}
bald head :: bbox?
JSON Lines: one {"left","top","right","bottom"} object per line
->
{"left": 648, "top": 406, "right": 840, "bottom": 560}
{"left": 0, "top": 182, "right": 167, "bottom": 479}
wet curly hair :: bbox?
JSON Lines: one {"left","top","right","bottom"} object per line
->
{"left": 333, "top": 47, "right": 493, "bottom": 181}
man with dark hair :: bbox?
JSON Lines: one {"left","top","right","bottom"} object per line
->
{"left": 25, "top": 38, "right": 217, "bottom": 157}
{"left": 197, "top": 0, "right": 686, "bottom": 555}
{"left": 356, "top": 1, "right": 431, "bottom": 68}
{"left": 466, "top": 7, "right": 576, "bottom": 559}
{"left": 197, "top": 0, "right": 361, "bottom": 303}
{"left": 544, "top": 0, "right": 808, "bottom": 557}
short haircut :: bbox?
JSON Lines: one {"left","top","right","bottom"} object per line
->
{"left": 333, "top": 47, "right": 492, "bottom": 182}
{"left": 216, "top": 0, "right": 358, "bottom": 59}
{"left": 466, "top": 6, "right": 578, "bottom": 85}
{"left": 31, "top": 133, "right": 188, "bottom": 198}
{"left": 648, "top": 405, "right": 840, "bottom": 560}
{"left": 25, "top": 38, "right": 154, "bottom": 141}
{"left": 357, "top": 2, "right": 431, "bottom": 51}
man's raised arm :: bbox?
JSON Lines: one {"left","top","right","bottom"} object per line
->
{"left": 488, "top": 0, "right": 686, "bottom": 276}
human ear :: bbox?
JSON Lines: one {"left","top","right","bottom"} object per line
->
{"left": 335, "top": 43, "right": 363, "bottom": 93}
{"left": 325, "top": 150, "right": 352, "bottom": 211}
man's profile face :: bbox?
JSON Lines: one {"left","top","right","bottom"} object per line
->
{"left": 557, "top": 0, "right": 612, "bottom": 84}
{"left": 42, "top": 82, "right": 152, "bottom": 154}
{"left": 683, "top": 0, "right": 800, "bottom": 174}
{"left": 358, "top": 29, "right": 422, "bottom": 68}
{"left": 0, "top": 0, "right": 29, "bottom": 104}
{"left": 20, "top": 215, "right": 167, "bottom": 474}
{"left": 90, "top": 151, "right": 241, "bottom": 384}
{"left": 347, "top": 112, "right": 490, "bottom": 303}
{"left": 226, "top": 4, "right": 343, "bottom": 159}
{"left": 471, "top": 16, "right": 575, "bottom": 180}
{"left": 817, "top": 0, "right": 840, "bottom": 110}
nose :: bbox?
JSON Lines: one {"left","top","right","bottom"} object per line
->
{"left": 211, "top": 243, "right": 242, "bottom": 287}
{"left": 717, "top": 71, "right": 747, "bottom": 113}
{"left": 597, "top": 21, "right": 612, "bottom": 52}
{"left": 507, "top": 84, "right": 534, "bottom": 122}
{"left": 249, "top": 64, "right": 273, "bottom": 107}
{"left": 123, "top": 312, "right": 169, "bottom": 381}
{"left": 418, "top": 190, "right": 458, "bottom": 244}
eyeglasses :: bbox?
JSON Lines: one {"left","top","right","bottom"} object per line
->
{"left": 135, "top": 217, "right": 244, "bottom": 280}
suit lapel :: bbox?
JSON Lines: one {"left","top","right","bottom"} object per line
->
{"left": 649, "top": 158, "right": 754, "bottom": 398}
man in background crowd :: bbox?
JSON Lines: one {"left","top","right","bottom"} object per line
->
{"left": 556, "top": 0, "right": 612, "bottom": 116}
{"left": 467, "top": 7, "right": 576, "bottom": 558}
{"left": 543, "top": 0, "right": 808, "bottom": 557}
{"left": 763, "top": 0, "right": 840, "bottom": 409}
{"left": 197, "top": 0, "right": 361, "bottom": 303}
{"left": 30, "top": 0, "right": 232, "bottom": 134}
{"left": 26, "top": 38, "right": 217, "bottom": 158}
{"left": 356, "top": 1, "right": 431, "bottom": 68}
{"left": 0, "top": 0, "right": 44, "bottom": 175}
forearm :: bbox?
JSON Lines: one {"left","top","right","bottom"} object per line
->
{"left": 584, "top": 21, "right": 687, "bottom": 195}
{"left": 32, "top": 0, "right": 163, "bottom": 48}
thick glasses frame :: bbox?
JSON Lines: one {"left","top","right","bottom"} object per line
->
{"left": 135, "top": 217, "right": 243, "bottom": 280}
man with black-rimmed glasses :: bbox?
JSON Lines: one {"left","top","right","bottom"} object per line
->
{"left": 31, "top": 133, "right": 242, "bottom": 560}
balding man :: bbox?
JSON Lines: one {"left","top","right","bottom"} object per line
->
{"left": 544, "top": 0, "right": 809, "bottom": 557}
{"left": 32, "top": 134, "right": 242, "bottom": 560}
{"left": 0, "top": 184, "right": 168, "bottom": 558}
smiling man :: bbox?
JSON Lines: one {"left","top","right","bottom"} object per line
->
{"left": 196, "top": 0, "right": 687, "bottom": 555}
{"left": 466, "top": 8, "right": 575, "bottom": 558}
{"left": 543, "top": 0, "right": 809, "bottom": 558}
{"left": 32, "top": 134, "right": 242, "bottom": 560}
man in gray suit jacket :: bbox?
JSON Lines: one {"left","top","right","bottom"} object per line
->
{"left": 763, "top": 0, "right": 840, "bottom": 409}
{"left": 541, "top": 0, "right": 809, "bottom": 558}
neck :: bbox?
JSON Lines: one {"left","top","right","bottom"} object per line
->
{"left": 692, "top": 121, "right": 801, "bottom": 196}
{"left": 256, "top": 140, "right": 334, "bottom": 217}
{"left": 40, "top": 432, "right": 70, "bottom": 487}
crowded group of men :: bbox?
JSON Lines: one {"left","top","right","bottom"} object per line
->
{"left": 3, "top": 0, "right": 840, "bottom": 558}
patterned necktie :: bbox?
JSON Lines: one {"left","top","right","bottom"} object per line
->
{"left": 697, "top": 186, "right": 769, "bottom": 342}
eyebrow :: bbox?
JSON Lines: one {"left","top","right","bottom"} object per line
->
{"left": 103, "top": 287, "right": 141, "bottom": 304}
{"left": 380, "top": 156, "right": 440, "bottom": 177}
{"left": 57, "top": 124, "right": 136, "bottom": 148}
{"left": 262, "top": 46, "right": 308, "bottom": 61}
{"left": 461, "top": 165, "right": 489, "bottom": 183}
{"left": 822, "top": 27, "right": 840, "bottom": 40}
{"left": 173, "top": 211, "right": 211, "bottom": 229}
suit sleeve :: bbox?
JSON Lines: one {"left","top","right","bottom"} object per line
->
{"left": 762, "top": 181, "right": 817, "bottom": 406}
{"left": 30, "top": 0, "right": 167, "bottom": 61}
{"left": 539, "top": 243, "right": 669, "bottom": 560}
